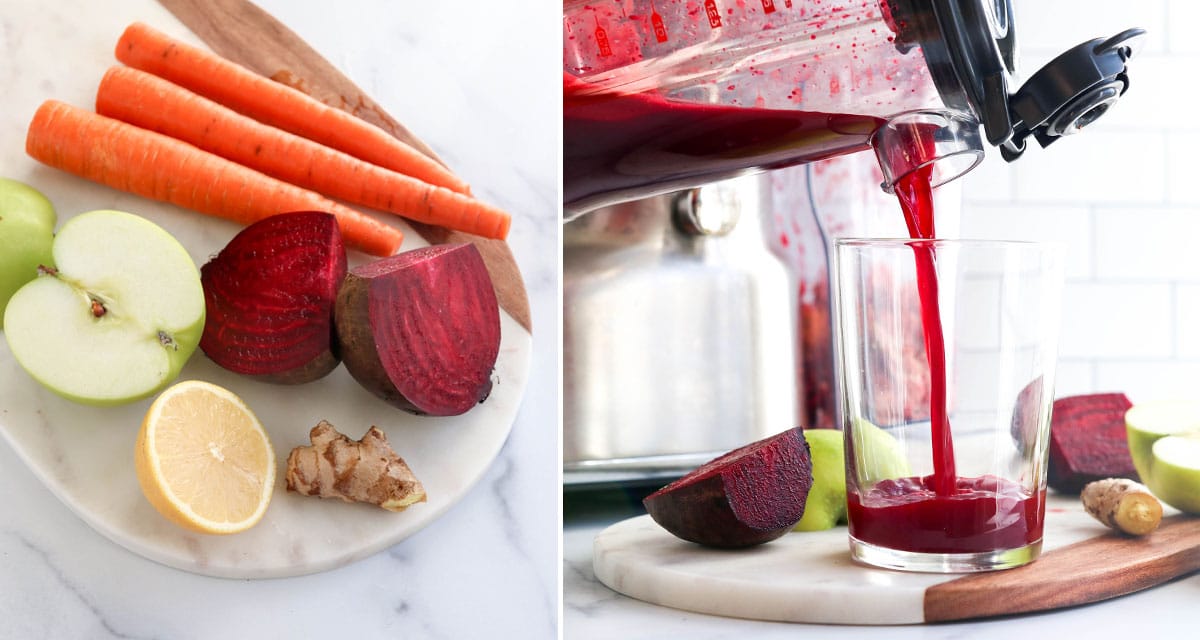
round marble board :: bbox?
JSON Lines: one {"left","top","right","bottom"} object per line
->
{"left": 0, "top": 1, "right": 531, "bottom": 578}
{"left": 594, "top": 494, "right": 1200, "bottom": 624}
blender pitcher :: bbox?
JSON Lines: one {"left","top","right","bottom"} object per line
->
{"left": 563, "top": 0, "right": 1144, "bottom": 217}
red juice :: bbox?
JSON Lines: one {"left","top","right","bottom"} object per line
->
{"left": 850, "top": 136, "right": 1044, "bottom": 555}
{"left": 563, "top": 73, "right": 884, "bottom": 215}
{"left": 847, "top": 476, "right": 1046, "bottom": 554}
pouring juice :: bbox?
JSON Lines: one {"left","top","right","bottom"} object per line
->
{"left": 844, "top": 120, "right": 1045, "bottom": 557}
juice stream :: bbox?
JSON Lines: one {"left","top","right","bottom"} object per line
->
{"left": 893, "top": 161, "right": 957, "bottom": 496}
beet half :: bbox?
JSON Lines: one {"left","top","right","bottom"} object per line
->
{"left": 200, "top": 211, "right": 347, "bottom": 384}
{"left": 335, "top": 243, "right": 500, "bottom": 416}
{"left": 643, "top": 427, "right": 813, "bottom": 548}
{"left": 1047, "top": 392, "right": 1139, "bottom": 494}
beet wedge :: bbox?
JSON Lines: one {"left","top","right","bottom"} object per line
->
{"left": 336, "top": 243, "right": 500, "bottom": 416}
{"left": 1048, "top": 392, "right": 1139, "bottom": 494}
{"left": 200, "top": 211, "right": 347, "bottom": 384}
{"left": 643, "top": 427, "right": 813, "bottom": 548}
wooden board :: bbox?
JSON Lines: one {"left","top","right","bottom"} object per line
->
{"left": 924, "top": 513, "right": 1200, "bottom": 621}
{"left": 592, "top": 495, "right": 1200, "bottom": 624}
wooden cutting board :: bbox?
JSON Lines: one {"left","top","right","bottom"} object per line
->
{"left": 157, "top": 0, "right": 531, "bottom": 334}
{"left": 593, "top": 494, "right": 1200, "bottom": 624}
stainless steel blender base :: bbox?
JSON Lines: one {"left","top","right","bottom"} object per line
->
{"left": 563, "top": 451, "right": 729, "bottom": 488}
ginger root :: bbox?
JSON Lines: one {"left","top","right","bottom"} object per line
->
{"left": 1081, "top": 477, "right": 1163, "bottom": 536}
{"left": 286, "top": 421, "right": 426, "bottom": 512}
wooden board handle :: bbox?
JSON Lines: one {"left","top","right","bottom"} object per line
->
{"left": 925, "top": 515, "right": 1200, "bottom": 622}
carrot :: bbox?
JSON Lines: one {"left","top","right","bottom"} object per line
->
{"left": 114, "top": 22, "right": 472, "bottom": 197}
{"left": 96, "top": 66, "right": 511, "bottom": 241}
{"left": 25, "top": 100, "right": 403, "bottom": 257}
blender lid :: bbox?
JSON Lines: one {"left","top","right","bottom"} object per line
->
{"left": 999, "top": 28, "right": 1145, "bottom": 160}
{"left": 904, "top": 0, "right": 1145, "bottom": 161}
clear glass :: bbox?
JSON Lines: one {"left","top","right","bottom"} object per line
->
{"left": 833, "top": 239, "right": 1063, "bottom": 572}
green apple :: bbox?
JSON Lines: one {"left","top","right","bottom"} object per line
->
{"left": 0, "top": 177, "right": 56, "bottom": 324}
{"left": 1126, "top": 400, "right": 1200, "bottom": 513}
{"left": 3, "top": 210, "right": 204, "bottom": 405}
{"left": 792, "top": 421, "right": 911, "bottom": 532}
{"left": 850, "top": 417, "right": 911, "bottom": 484}
{"left": 794, "top": 428, "right": 847, "bottom": 531}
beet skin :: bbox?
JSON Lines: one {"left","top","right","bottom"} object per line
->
{"left": 643, "top": 427, "right": 813, "bottom": 548}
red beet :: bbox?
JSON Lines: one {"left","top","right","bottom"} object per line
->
{"left": 1047, "top": 393, "right": 1139, "bottom": 494}
{"left": 200, "top": 211, "right": 347, "bottom": 384}
{"left": 335, "top": 243, "right": 500, "bottom": 416}
{"left": 642, "top": 427, "right": 813, "bottom": 548}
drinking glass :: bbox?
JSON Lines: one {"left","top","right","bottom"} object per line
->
{"left": 833, "top": 238, "right": 1063, "bottom": 572}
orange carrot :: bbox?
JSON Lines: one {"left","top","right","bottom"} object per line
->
{"left": 114, "top": 22, "right": 472, "bottom": 197}
{"left": 25, "top": 100, "right": 403, "bottom": 257}
{"left": 96, "top": 66, "right": 511, "bottom": 241}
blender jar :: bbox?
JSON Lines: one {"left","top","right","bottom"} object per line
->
{"left": 563, "top": 0, "right": 1144, "bottom": 217}
{"left": 564, "top": 0, "right": 941, "bottom": 114}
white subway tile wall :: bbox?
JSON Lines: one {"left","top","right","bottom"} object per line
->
{"left": 1167, "top": 0, "right": 1200, "bottom": 54}
{"left": 1166, "top": 132, "right": 1200, "bottom": 205}
{"left": 959, "top": 0, "right": 1190, "bottom": 403}
{"left": 1178, "top": 285, "right": 1200, "bottom": 358}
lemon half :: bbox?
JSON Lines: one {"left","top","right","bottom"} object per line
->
{"left": 135, "top": 380, "right": 275, "bottom": 534}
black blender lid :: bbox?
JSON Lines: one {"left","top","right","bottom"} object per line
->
{"left": 897, "top": 0, "right": 1144, "bottom": 161}
{"left": 1000, "top": 28, "right": 1145, "bottom": 160}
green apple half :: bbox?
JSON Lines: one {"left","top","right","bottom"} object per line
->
{"left": 793, "top": 421, "right": 911, "bottom": 532}
{"left": 851, "top": 417, "right": 911, "bottom": 484}
{"left": 0, "top": 177, "right": 56, "bottom": 324}
{"left": 3, "top": 210, "right": 205, "bottom": 405}
{"left": 1126, "top": 400, "right": 1200, "bottom": 513}
{"left": 794, "top": 429, "right": 847, "bottom": 531}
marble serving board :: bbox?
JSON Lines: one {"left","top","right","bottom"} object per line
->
{"left": 0, "top": 0, "right": 531, "bottom": 578}
{"left": 593, "top": 495, "right": 1200, "bottom": 624}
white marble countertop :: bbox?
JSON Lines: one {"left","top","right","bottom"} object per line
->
{"left": 565, "top": 499, "right": 1200, "bottom": 638}
{"left": 0, "top": 1, "right": 559, "bottom": 637}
